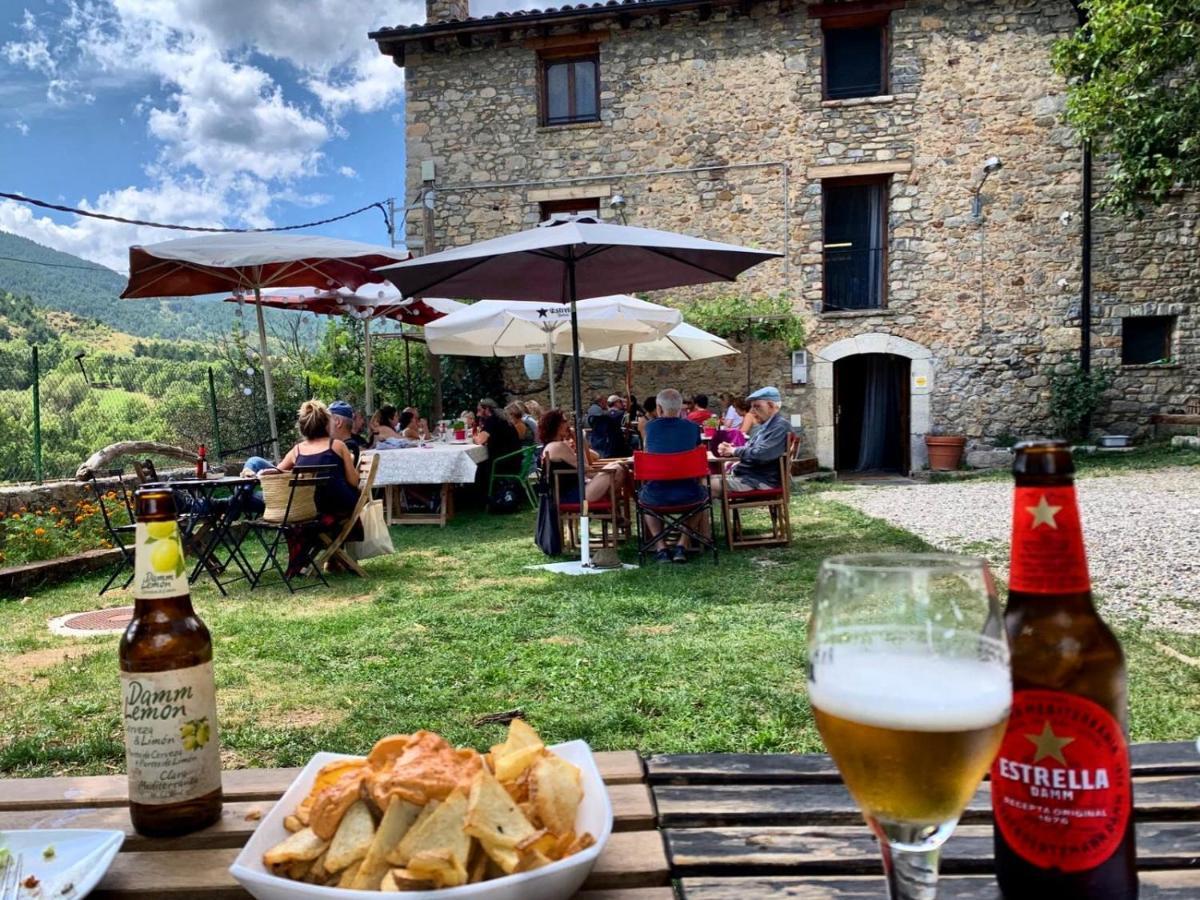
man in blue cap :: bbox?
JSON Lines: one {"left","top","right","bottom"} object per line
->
{"left": 713, "top": 386, "right": 790, "bottom": 494}
{"left": 328, "top": 400, "right": 365, "bottom": 464}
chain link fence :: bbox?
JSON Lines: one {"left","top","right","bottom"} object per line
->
{"left": 0, "top": 344, "right": 305, "bottom": 485}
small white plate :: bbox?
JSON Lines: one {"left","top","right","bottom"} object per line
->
{"left": 230, "top": 740, "right": 612, "bottom": 900}
{"left": 0, "top": 829, "right": 124, "bottom": 899}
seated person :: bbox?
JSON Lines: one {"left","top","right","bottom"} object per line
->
{"left": 640, "top": 389, "right": 707, "bottom": 564}
{"left": 460, "top": 410, "right": 477, "bottom": 434}
{"left": 735, "top": 397, "right": 760, "bottom": 436}
{"left": 506, "top": 401, "right": 534, "bottom": 445}
{"left": 713, "top": 386, "right": 790, "bottom": 495}
{"left": 328, "top": 400, "right": 365, "bottom": 464}
{"left": 539, "top": 409, "right": 626, "bottom": 511}
{"left": 588, "top": 411, "right": 629, "bottom": 459}
{"left": 687, "top": 393, "right": 714, "bottom": 425}
{"left": 606, "top": 394, "right": 627, "bottom": 423}
{"left": 721, "top": 393, "right": 744, "bottom": 429}
{"left": 475, "top": 398, "right": 522, "bottom": 478}
{"left": 403, "top": 406, "right": 430, "bottom": 438}
{"left": 519, "top": 402, "right": 540, "bottom": 444}
{"left": 399, "top": 410, "right": 422, "bottom": 441}
{"left": 275, "top": 400, "right": 363, "bottom": 574}
{"left": 370, "top": 405, "right": 403, "bottom": 442}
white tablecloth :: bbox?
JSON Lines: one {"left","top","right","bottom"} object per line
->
{"left": 364, "top": 443, "right": 488, "bottom": 486}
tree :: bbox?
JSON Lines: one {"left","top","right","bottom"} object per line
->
{"left": 1054, "top": 1, "right": 1200, "bottom": 212}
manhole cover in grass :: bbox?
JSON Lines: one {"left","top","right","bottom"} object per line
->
{"left": 49, "top": 606, "right": 134, "bottom": 636}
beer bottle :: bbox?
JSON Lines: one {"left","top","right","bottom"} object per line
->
{"left": 119, "top": 487, "right": 223, "bottom": 836}
{"left": 992, "top": 441, "right": 1137, "bottom": 898}
{"left": 195, "top": 444, "right": 207, "bottom": 479}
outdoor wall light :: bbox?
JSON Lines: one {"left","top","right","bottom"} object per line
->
{"left": 609, "top": 193, "right": 626, "bottom": 209}
{"left": 972, "top": 156, "right": 1004, "bottom": 219}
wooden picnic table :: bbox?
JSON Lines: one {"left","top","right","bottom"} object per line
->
{"left": 0, "top": 751, "right": 670, "bottom": 899}
{"left": 647, "top": 740, "right": 1200, "bottom": 898}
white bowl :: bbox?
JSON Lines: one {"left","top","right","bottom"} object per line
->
{"left": 230, "top": 740, "right": 612, "bottom": 900}
{"left": 0, "top": 828, "right": 124, "bottom": 898}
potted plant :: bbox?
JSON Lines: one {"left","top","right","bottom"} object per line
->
{"left": 451, "top": 419, "right": 466, "bottom": 441}
{"left": 924, "top": 426, "right": 966, "bottom": 471}
{"left": 703, "top": 415, "right": 720, "bottom": 440}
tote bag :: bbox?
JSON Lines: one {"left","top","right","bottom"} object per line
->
{"left": 346, "top": 499, "right": 395, "bottom": 560}
{"left": 534, "top": 467, "right": 562, "bottom": 556}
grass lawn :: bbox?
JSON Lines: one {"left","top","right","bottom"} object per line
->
{"left": 1, "top": 488, "right": 1197, "bottom": 778}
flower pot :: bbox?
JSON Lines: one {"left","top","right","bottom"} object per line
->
{"left": 454, "top": 429, "right": 466, "bottom": 441}
{"left": 925, "top": 435, "right": 966, "bottom": 471}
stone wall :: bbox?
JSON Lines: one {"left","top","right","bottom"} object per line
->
{"left": 398, "top": 0, "right": 1199, "bottom": 468}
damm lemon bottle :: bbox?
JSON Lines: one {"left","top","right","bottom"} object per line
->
{"left": 119, "top": 486, "right": 223, "bottom": 836}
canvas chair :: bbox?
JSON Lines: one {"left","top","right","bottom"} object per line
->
{"left": 633, "top": 446, "right": 718, "bottom": 565}
{"left": 721, "top": 433, "right": 798, "bottom": 550}
{"left": 89, "top": 469, "right": 137, "bottom": 595}
{"left": 241, "top": 464, "right": 334, "bottom": 593}
{"left": 314, "top": 454, "right": 380, "bottom": 578}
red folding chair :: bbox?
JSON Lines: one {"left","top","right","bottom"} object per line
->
{"left": 632, "top": 446, "right": 717, "bottom": 565}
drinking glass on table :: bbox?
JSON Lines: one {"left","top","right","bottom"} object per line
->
{"left": 808, "top": 554, "right": 1011, "bottom": 900}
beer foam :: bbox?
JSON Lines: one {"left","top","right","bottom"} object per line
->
{"left": 809, "top": 646, "right": 1011, "bottom": 732}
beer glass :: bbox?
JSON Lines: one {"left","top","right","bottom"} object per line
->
{"left": 808, "top": 554, "right": 1011, "bottom": 900}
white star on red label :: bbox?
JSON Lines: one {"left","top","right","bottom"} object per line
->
{"left": 1026, "top": 495, "right": 1062, "bottom": 529}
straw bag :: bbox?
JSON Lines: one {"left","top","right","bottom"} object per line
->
{"left": 259, "top": 472, "right": 318, "bottom": 523}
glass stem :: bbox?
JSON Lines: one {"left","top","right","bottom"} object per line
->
{"left": 880, "top": 840, "right": 941, "bottom": 900}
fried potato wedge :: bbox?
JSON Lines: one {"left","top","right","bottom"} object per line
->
{"left": 324, "top": 799, "right": 375, "bottom": 873}
{"left": 263, "top": 826, "right": 328, "bottom": 866}
{"left": 465, "top": 769, "right": 538, "bottom": 851}
{"left": 381, "top": 868, "right": 436, "bottom": 891}
{"left": 530, "top": 752, "right": 584, "bottom": 835}
{"left": 390, "top": 788, "right": 470, "bottom": 870}
{"left": 409, "top": 847, "right": 469, "bottom": 889}
{"left": 491, "top": 719, "right": 545, "bottom": 783}
{"left": 352, "top": 797, "right": 422, "bottom": 890}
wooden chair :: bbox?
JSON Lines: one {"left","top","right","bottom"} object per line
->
{"left": 314, "top": 454, "right": 380, "bottom": 577}
{"left": 721, "top": 433, "right": 798, "bottom": 550}
{"left": 553, "top": 465, "right": 624, "bottom": 551}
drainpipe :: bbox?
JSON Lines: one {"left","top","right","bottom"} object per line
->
{"left": 1069, "top": 2, "right": 1095, "bottom": 445}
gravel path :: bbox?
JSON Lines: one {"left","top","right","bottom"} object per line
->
{"left": 830, "top": 468, "right": 1200, "bottom": 633}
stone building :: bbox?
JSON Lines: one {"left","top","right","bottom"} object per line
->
{"left": 370, "top": 0, "right": 1198, "bottom": 471}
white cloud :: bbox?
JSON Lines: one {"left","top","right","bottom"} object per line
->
{"left": 338, "top": 165, "right": 358, "bottom": 179}
{"left": 2, "top": 10, "right": 56, "bottom": 76}
{"left": 8, "top": 120, "right": 30, "bottom": 136}
{"left": 0, "top": 176, "right": 272, "bottom": 272}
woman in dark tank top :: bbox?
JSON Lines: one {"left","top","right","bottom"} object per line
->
{"left": 277, "top": 400, "right": 360, "bottom": 519}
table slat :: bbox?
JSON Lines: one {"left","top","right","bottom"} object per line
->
{"left": 0, "top": 783, "right": 655, "bottom": 847}
{"left": 91, "top": 830, "right": 667, "bottom": 898}
{"left": 664, "top": 822, "right": 1199, "bottom": 875}
{"left": 655, "top": 775, "right": 1200, "bottom": 827}
{"left": 649, "top": 741, "right": 1200, "bottom": 785}
{"left": 0, "top": 751, "right": 645, "bottom": 812}
{"left": 678, "top": 870, "right": 1200, "bottom": 899}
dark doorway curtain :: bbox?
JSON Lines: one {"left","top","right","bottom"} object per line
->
{"left": 855, "top": 355, "right": 904, "bottom": 471}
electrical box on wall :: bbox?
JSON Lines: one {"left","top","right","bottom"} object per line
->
{"left": 420, "top": 160, "right": 436, "bottom": 182}
{"left": 791, "top": 350, "right": 808, "bottom": 385}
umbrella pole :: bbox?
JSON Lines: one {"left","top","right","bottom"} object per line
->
{"left": 626, "top": 346, "right": 633, "bottom": 407}
{"left": 254, "top": 286, "right": 281, "bottom": 462}
{"left": 364, "top": 317, "right": 374, "bottom": 416}
{"left": 567, "top": 257, "right": 590, "bottom": 567}
{"left": 546, "top": 329, "right": 556, "bottom": 409}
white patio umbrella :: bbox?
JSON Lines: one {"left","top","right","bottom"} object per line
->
{"left": 122, "top": 233, "right": 409, "bottom": 459}
{"left": 423, "top": 296, "right": 682, "bottom": 408}
{"left": 376, "top": 216, "right": 780, "bottom": 569}
{"left": 578, "top": 321, "right": 740, "bottom": 403}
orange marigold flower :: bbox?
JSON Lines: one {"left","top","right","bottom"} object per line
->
{"left": 34, "top": 527, "right": 46, "bottom": 536}
{"left": 75, "top": 515, "right": 85, "bottom": 524}
{"left": 10, "top": 513, "right": 19, "bottom": 521}
{"left": 49, "top": 506, "right": 58, "bottom": 514}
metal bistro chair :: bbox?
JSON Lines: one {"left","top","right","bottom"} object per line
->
{"left": 241, "top": 464, "right": 335, "bottom": 593}
{"left": 633, "top": 446, "right": 718, "bottom": 565}
{"left": 721, "top": 432, "right": 798, "bottom": 550}
{"left": 88, "top": 469, "right": 137, "bottom": 595}
{"left": 487, "top": 445, "right": 538, "bottom": 510}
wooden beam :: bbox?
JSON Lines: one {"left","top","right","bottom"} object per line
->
{"left": 523, "top": 32, "right": 609, "bottom": 50}
{"left": 808, "top": 0, "right": 905, "bottom": 19}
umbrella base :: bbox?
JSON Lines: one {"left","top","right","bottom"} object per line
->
{"left": 526, "top": 561, "right": 638, "bottom": 576}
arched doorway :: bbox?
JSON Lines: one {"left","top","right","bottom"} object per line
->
{"left": 810, "top": 334, "right": 934, "bottom": 473}
{"left": 834, "top": 353, "right": 910, "bottom": 472}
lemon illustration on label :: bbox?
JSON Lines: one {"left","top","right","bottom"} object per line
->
{"left": 180, "top": 717, "right": 211, "bottom": 751}
{"left": 146, "top": 521, "right": 177, "bottom": 540}
{"left": 150, "top": 539, "right": 182, "bottom": 575}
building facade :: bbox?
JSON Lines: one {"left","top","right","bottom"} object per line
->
{"left": 371, "top": 0, "right": 1198, "bottom": 471}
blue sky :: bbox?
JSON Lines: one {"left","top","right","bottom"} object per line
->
{"left": 0, "top": 0, "right": 528, "bottom": 271}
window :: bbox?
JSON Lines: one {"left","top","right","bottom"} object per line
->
{"left": 539, "top": 198, "right": 601, "bottom": 223}
{"left": 1122, "top": 316, "right": 1175, "bottom": 365}
{"left": 540, "top": 53, "right": 599, "bottom": 126}
{"left": 823, "top": 177, "right": 888, "bottom": 311}
{"left": 823, "top": 16, "right": 888, "bottom": 100}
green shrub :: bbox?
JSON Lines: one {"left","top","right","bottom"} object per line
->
{"left": 1050, "top": 365, "right": 1114, "bottom": 442}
